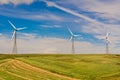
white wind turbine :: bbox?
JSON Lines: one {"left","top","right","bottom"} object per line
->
{"left": 8, "top": 20, "right": 26, "bottom": 54}
{"left": 68, "top": 28, "right": 80, "bottom": 54}
{"left": 105, "top": 32, "right": 110, "bottom": 54}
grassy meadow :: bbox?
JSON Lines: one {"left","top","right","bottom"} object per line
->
{"left": 0, "top": 54, "right": 120, "bottom": 80}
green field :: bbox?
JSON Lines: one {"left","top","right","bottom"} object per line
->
{"left": 0, "top": 54, "right": 120, "bottom": 80}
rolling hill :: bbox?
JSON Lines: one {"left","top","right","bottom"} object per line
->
{"left": 0, "top": 54, "right": 120, "bottom": 80}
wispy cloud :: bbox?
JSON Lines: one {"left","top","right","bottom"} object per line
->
{"left": 0, "top": 7, "right": 63, "bottom": 21}
{"left": 41, "top": 24, "right": 62, "bottom": 28}
{"left": 22, "top": 14, "right": 63, "bottom": 21}
{"left": 81, "top": 0, "right": 120, "bottom": 20}
{"left": 0, "top": 0, "right": 34, "bottom": 5}
{"left": 60, "top": 0, "right": 120, "bottom": 23}
{"left": 43, "top": 0, "right": 102, "bottom": 25}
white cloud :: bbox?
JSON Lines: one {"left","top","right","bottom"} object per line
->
{"left": 0, "top": 0, "right": 34, "bottom": 5}
{"left": 19, "top": 33, "right": 38, "bottom": 39}
{"left": 81, "top": 0, "right": 120, "bottom": 19}
{"left": 0, "top": 34, "right": 119, "bottom": 54}
{"left": 0, "top": 33, "right": 3, "bottom": 36}
{"left": 41, "top": 24, "right": 62, "bottom": 28}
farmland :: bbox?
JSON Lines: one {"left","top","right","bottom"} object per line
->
{"left": 0, "top": 54, "right": 120, "bottom": 80}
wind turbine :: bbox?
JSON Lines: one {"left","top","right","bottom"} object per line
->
{"left": 68, "top": 28, "right": 79, "bottom": 54}
{"left": 105, "top": 32, "right": 110, "bottom": 54}
{"left": 8, "top": 20, "right": 26, "bottom": 54}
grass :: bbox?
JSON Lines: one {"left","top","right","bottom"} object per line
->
{"left": 0, "top": 54, "right": 120, "bottom": 80}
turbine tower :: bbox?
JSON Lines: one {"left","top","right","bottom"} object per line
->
{"left": 8, "top": 20, "right": 26, "bottom": 54}
{"left": 105, "top": 32, "right": 110, "bottom": 54}
{"left": 68, "top": 28, "right": 79, "bottom": 54}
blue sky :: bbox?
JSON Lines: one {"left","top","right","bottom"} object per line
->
{"left": 0, "top": 0, "right": 120, "bottom": 53}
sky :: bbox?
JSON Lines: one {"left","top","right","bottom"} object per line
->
{"left": 0, "top": 0, "right": 120, "bottom": 54}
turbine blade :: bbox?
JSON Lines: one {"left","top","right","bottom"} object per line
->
{"left": 107, "top": 38, "right": 111, "bottom": 43}
{"left": 12, "top": 30, "right": 16, "bottom": 39}
{"left": 69, "top": 36, "right": 73, "bottom": 41}
{"left": 8, "top": 20, "right": 17, "bottom": 29}
{"left": 17, "top": 27, "right": 26, "bottom": 30}
{"left": 106, "top": 32, "right": 110, "bottom": 37}
{"left": 68, "top": 28, "right": 73, "bottom": 35}
{"left": 74, "top": 35, "right": 80, "bottom": 37}
{"left": 106, "top": 33, "right": 108, "bottom": 37}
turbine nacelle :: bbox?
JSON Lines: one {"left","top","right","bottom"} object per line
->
{"left": 8, "top": 20, "right": 26, "bottom": 30}
{"left": 100, "top": 32, "right": 111, "bottom": 43}
{"left": 68, "top": 28, "right": 80, "bottom": 41}
{"left": 105, "top": 32, "right": 110, "bottom": 43}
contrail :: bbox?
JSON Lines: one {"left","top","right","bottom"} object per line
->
{"left": 43, "top": 0, "right": 103, "bottom": 25}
